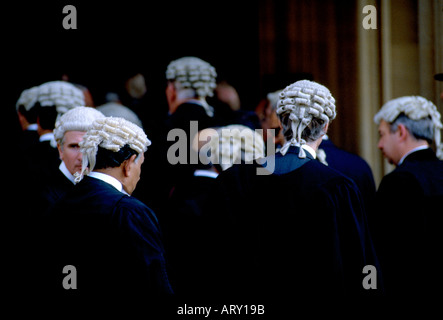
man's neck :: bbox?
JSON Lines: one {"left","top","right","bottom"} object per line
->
{"left": 306, "top": 136, "right": 324, "bottom": 152}
{"left": 89, "top": 170, "right": 128, "bottom": 195}
{"left": 93, "top": 168, "right": 123, "bottom": 183}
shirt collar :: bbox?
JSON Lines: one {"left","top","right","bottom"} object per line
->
{"left": 59, "top": 161, "right": 76, "bottom": 184}
{"left": 301, "top": 144, "right": 317, "bottom": 159}
{"left": 27, "top": 123, "right": 38, "bottom": 131}
{"left": 88, "top": 171, "right": 129, "bottom": 195}
{"left": 194, "top": 169, "right": 219, "bottom": 179}
{"left": 398, "top": 145, "right": 429, "bottom": 165}
{"left": 39, "top": 132, "right": 54, "bottom": 142}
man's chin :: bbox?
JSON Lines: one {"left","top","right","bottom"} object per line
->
{"left": 73, "top": 167, "right": 83, "bottom": 174}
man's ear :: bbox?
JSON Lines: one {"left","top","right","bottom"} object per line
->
{"left": 166, "top": 82, "right": 177, "bottom": 103}
{"left": 397, "top": 124, "right": 409, "bottom": 141}
{"left": 57, "top": 143, "right": 63, "bottom": 160}
{"left": 323, "top": 122, "right": 329, "bottom": 133}
{"left": 123, "top": 154, "right": 138, "bottom": 177}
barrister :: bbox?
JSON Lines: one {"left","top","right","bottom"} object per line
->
{"left": 45, "top": 117, "right": 173, "bottom": 300}
{"left": 37, "top": 106, "right": 104, "bottom": 215}
{"left": 210, "top": 80, "right": 381, "bottom": 303}
{"left": 373, "top": 96, "right": 443, "bottom": 299}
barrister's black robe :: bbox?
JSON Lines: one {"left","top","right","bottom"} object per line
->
{"left": 207, "top": 146, "right": 381, "bottom": 304}
{"left": 25, "top": 140, "right": 60, "bottom": 181}
{"left": 162, "top": 172, "right": 219, "bottom": 296}
{"left": 136, "top": 101, "right": 216, "bottom": 215}
{"left": 372, "top": 148, "right": 443, "bottom": 300}
{"left": 42, "top": 176, "right": 173, "bottom": 301}
{"left": 36, "top": 168, "right": 74, "bottom": 216}
{"left": 319, "top": 138, "right": 376, "bottom": 214}
{"left": 18, "top": 140, "right": 61, "bottom": 218}
{"left": 164, "top": 101, "right": 215, "bottom": 188}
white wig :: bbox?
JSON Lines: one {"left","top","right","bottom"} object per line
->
{"left": 16, "top": 86, "right": 39, "bottom": 111}
{"left": 37, "top": 81, "right": 85, "bottom": 115}
{"left": 204, "top": 124, "right": 265, "bottom": 171}
{"left": 75, "top": 117, "right": 151, "bottom": 183}
{"left": 166, "top": 56, "right": 217, "bottom": 117}
{"left": 166, "top": 56, "right": 217, "bottom": 98}
{"left": 53, "top": 106, "right": 105, "bottom": 144}
{"left": 277, "top": 80, "right": 336, "bottom": 157}
{"left": 374, "top": 96, "right": 443, "bottom": 159}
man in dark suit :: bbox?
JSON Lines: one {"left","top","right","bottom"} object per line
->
{"left": 21, "top": 80, "right": 88, "bottom": 189}
{"left": 210, "top": 80, "right": 381, "bottom": 313}
{"left": 24, "top": 103, "right": 60, "bottom": 180}
{"left": 37, "top": 106, "right": 105, "bottom": 215}
{"left": 44, "top": 117, "right": 173, "bottom": 304}
{"left": 164, "top": 56, "right": 218, "bottom": 176}
{"left": 163, "top": 124, "right": 265, "bottom": 297}
{"left": 372, "top": 95, "right": 443, "bottom": 300}
{"left": 318, "top": 135, "right": 376, "bottom": 214}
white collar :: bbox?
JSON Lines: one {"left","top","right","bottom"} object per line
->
{"left": 59, "top": 161, "right": 76, "bottom": 184}
{"left": 398, "top": 145, "right": 429, "bottom": 165}
{"left": 194, "top": 169, "right": 219, "bottom": 179}
{"left": 39, "top": 132, "right": 54, "bottom": 142}
{"left": 88, "top": 171, "right": 129, "bottom": 195}
{"left": 302, "top": 144, "right": 317, "bottom": 159}
{"left": 27, "top": 123, "right": 38, "bottom": 131}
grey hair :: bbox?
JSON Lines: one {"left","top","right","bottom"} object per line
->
{"left": 280, "top": 114, "right": 327, "bottom": 143}
{"left": 389, "top": 114, "right": 434, "bottom": 144}
{"left": 374, "top": 95, "right": 443, "bottom": 159}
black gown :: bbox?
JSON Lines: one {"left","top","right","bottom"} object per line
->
{"left": 41, "top": 175, "right": 173, "bottom": 302}
{"left": 207, "top": 146, "right": 382, "bottom": 307}
{"left": 162, "top": 172, "right": 219, "bottom": 297}
{"left": 372, "top": 148, "right": 443, "bottom": 301}
{"left": 164, "top": 101, "right": 215, "bottom": 187}
{"left": 319, "top": 138, "right": 376, "bottom": 214}
{"left": 37, "top": 167, "right": 74, "bottom": 216}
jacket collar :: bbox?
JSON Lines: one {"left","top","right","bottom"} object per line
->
{"left": 400, "top": 147, "right": 437, "bottom": 164}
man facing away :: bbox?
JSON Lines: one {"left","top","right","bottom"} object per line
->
{"left": 208, "top": 80, "right": 381, "bottom": 311}
{"left": 42, "top": 117, "right": 173, "bottom": 305}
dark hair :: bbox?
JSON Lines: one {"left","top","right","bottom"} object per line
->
{"left": 35, "top": 103, "right": 58, "bottom": 130}
{"left": 94, "top": 144, "right": 138, "bottom": 169}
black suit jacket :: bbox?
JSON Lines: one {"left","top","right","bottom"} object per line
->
{"left": 43, "top": 176, "right": 173, "bottom": 300}
{"left": 372, "top": 148, "right": 443, "bottom": 298}
{"left": 319, "top": 138, "right": 376, "bottom": 213}
{"left": 164, "top": 102, "right": 215, "bottom": 183}
{"left": 26, "top": 140, "right": 60, "bottom": 180}
{"left": 162, "top": 173, "right": 219, "bottom": 296}
{"left": 37, "top": 168, "right": 74, "bottom": 216}
{"left": 209, "top": 146, "right": 381, "bottom": 303}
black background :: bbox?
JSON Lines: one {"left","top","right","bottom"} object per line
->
{"left": 6, "top": 1, "right": 260, "bottom": 114}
